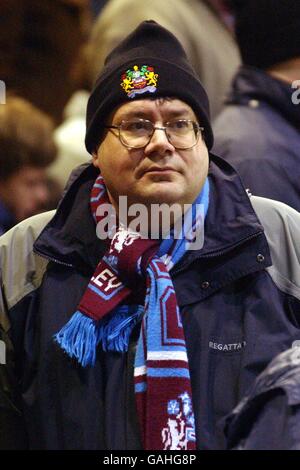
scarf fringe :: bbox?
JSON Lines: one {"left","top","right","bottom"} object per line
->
{"left": 97, "top": 305, "right": 144, "bottom": 352}
{"left": 54, "top": 311, "right": 98, "bottom": 367}
{"left": 54, "top": 306, "right": 144, "bottom": 365}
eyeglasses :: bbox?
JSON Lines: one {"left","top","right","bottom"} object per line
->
{"left": 105, "top": 119, "right": 204, "bottom": 150}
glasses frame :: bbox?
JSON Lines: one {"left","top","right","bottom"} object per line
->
{"left": 105, "top": 118, "right": 204, "bottom": 150}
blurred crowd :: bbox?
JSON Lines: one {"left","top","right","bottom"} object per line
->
{"left": 0, "top": 0, "right": 299, "bottom": 235}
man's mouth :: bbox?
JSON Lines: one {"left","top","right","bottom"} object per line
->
{"left": 143, "top": 166, "right": 177, "bottom": 174}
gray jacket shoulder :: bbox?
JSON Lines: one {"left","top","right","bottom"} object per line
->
{"left": 251, "top": 196, "right": 300, "bottom": 299}
{"left": 0, "top": 211, "right": 55, "bottom": 312}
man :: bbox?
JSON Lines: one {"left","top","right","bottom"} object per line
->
{"left": 213, "top": 0, "right": 300, "bottom": 211}
{"left": 0, "top": 21, "right": 300, "bottom": 450}
{"left": 0, "top": 96, "right": 57, "bottom": 235}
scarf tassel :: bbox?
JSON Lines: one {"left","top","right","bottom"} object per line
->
{"left": 54, "top": 311, "right": 98, "bottom": 367}
{"left": 54, "top": 305, "right": 144, "bottom": 366}
{"left": 97, "top": 305, "right": 144, "bottom": 352}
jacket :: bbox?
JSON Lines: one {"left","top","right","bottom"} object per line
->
{"left": 224, "top": 347, "right": 300, "bottom": 450}
{"left": 1, "top": 154, "right": 300, "bottom": 449}
{"left": 213, "top": 66, "right": 300, "bottom": 212}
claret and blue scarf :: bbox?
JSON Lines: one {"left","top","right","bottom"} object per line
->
{"left": 54, "top": 174, "right": 209, "bottom": 450}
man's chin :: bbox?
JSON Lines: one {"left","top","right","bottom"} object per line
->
{"left": 140, "top": 184, "right": 183, "bottom": 205}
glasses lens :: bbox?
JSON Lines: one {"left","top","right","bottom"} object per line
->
{"left": 166, "top": 120, "right": 198, "bottom": 149}
{"left": 120, "top": 119, "right": 153, "bottom": 148}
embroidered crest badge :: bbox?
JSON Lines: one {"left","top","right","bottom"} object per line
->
{"left": 121, "top": 65, "right": 158, "bottom": 98}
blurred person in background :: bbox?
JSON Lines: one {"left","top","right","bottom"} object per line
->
{"left": 0, "top": 0, "right": 92, "bottom": 193}
{"left": 0, "top": 0, "right": 91, "bottom": 124}
{"left": 46, "top": 1, "right": 96, "bottom": 190}
{"left": 0, "top": 96, "right": 57, "bottom": 235}
{"left": 86, "top": 0, "right": 240, "bottom": 119}
{"left": 90, "top": 0, "right": 109, "bottom": 17}
{"left": 47, "top": 88, "right": 92, "bottom": 191}
{"left": 213, "top": 0, "right": 300, "bottom": 211}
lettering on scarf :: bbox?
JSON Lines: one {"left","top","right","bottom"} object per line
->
{"left": 91, "top": 268, "right": 122, "bottom": 292}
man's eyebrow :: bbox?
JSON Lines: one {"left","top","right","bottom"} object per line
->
{"left": 164, "top": 108, "right": 194, "bottom": 118}
{"left": 116, "top": 110, "right": 150, "bottom": 120}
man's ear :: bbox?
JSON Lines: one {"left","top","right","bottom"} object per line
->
{"left": 91, "top": 151, "right": 99, "bottom": 168}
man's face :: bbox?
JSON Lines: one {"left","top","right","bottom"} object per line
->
{"left": 0, "top": 166, "right": 49, "bottom": 221}
{"left": 92, "top": 98, "right": 209, "bottom": 212}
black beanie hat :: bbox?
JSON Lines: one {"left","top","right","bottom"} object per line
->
{"left": 85, "top": 20, "right": 213, "bottom": 154}
{"left": 232, "top": 0, "right": 300, "bottom": 69}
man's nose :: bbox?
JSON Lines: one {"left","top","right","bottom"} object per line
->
{"left": 144, "top": 127, "right": 175, "bottom": 155}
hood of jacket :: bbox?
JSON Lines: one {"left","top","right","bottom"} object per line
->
{"left": 226, "top": 65, "right": 300, "bottom": 129}
{"left": 224, "top": 346, "right": 300, "bottom": 449}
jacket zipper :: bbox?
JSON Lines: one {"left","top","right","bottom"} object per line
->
{"left": 33, "top": 247, "right": 74, "bottom": 268}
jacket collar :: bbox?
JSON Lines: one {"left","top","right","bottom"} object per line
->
{"left": 227, "top": 65, "right": 300, "bottom": 129}
{"left": 34, "top": 154, "right": 270, "bottom": 275}
{"left": 173, "top": 153, "right": 267, "bottom": 270}
{"left": 34, "top": 163, "right": 106, "bottom": 273}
